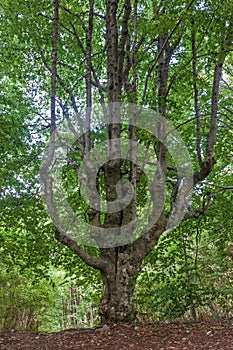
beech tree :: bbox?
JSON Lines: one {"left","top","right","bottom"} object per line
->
{"left": 2, "top": 0, "right": 233, "bottom": 324}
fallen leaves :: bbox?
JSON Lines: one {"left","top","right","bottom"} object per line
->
{"left": 0, "top": 319, "right": 232, "bottom": 350}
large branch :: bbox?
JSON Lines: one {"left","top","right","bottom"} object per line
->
{"left": 61, "top": 20, "right": 106, "bottom": 103}
{"left": 141, "top": 0, "right": 195, "bottom": 105}
{"left": 117, "top": 0, "right": 131, "bottom": 87}
{"left": 133, "top": 213, "right": 168, "bottom": 259}
{"left": 106, "top": 0, "right": 119, "bottom": 100}
{"left": 38, "top": 47, "right": 86, "bottom": 153}
{"left": 194, "top": 25, "right": 233, "bottom": 184}
{"left": 54, "top": 229, "right": 106, "bottom": 271}
{"left": 191, "top": 20, "right": 202, "bottom": 167}
{"left": 85, "top": 0, "right": 94, "bottom": 154}
{"left": 50, "top": 0, "right": 59, "bottom": 135}
{"left": 40, "top": 0, "right": 104, "bottom": 272}
{"left": 40, "top": 0, "right": 59, "bottom": 182}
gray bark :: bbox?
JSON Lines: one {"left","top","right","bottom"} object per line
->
{"left": 98, "top": 245, "right": 142, "bottom": 324}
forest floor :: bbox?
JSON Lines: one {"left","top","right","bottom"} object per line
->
{"left": 0, "top": 319, "right": 233, "bottom": 349}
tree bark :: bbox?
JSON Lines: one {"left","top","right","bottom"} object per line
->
{"left": 98, "top": 245, "right": 142, "bottom": 324}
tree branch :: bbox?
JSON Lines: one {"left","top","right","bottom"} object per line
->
{"left": 218, "top": 186, "right": 233, "bottom": 191}
{"left": 184, "top": 193, "right": 213, "bottom": 220}
{"left": 194, "top": 24, "right": 233, "bottom": 185}
{"left": 191, "top": 19, "right": 202, "bottom": 166}
{"left": 206, "top": 27, "right": 233, "bottom": 159}
{"left": 141, "top": 0, "right": 195, "bottom": 105}
{"left": 54, "top": 229, "right": 105, "bottom": 271}
{"left": 117, "top": 0, "right": 131, "bottom": 87}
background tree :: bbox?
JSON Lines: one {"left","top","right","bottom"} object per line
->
{"left": 1, "top": 0, "right": 233, "bottom": 324}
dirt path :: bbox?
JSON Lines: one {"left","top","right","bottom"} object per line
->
{"left": 0, "top": 320, "right": 232, "bottom": 349}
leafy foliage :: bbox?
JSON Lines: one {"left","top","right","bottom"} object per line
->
{"left": 0, "top": 0, "right": 233, "bottom": 327}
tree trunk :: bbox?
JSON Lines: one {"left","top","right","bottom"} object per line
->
{"left": 98, "top": 246, "right": 142, "bottom": 324}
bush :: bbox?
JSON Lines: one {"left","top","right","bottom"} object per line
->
{"left": 0, "top": 265, "right": 58, "bottom": 332}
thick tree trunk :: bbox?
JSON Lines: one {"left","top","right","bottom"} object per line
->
{"left": 98, "top": 246, "right": 142, "bottom": 324}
